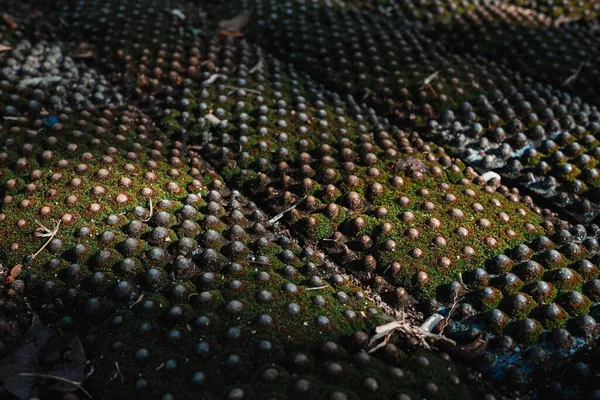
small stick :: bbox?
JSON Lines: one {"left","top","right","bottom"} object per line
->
{"left": 438, "top": 291, "right": 461, "bottom": 333}
{"left": 424, "top": 71, "right": 439, "bottom": 85}
{"left": 368, "top": 318, "right": 457, "bottom": 355}
{"left": 382, "top": 263, "right": 393, "bottom": 275}
{"left": 19, "top": 76, "right": 62, "bottom": 86}
{"left": 129, "top": 293, "right": 145, "bottom": 309}
{"left": 85, "top": 366, "right": 95, "bottom": 380}
{"left": 18, "top": 373, "right": 93, "bottom": 399}
{"left": 305, "top": 285, "right": 328, "bottom": 291}
{"left": 30, "top": 219, "right": 61, "bottom": 260}
{"left": 249, "top": 61, "right": 263, "bottom": 74}
{"left": 141, "top": 199, "right": 153, "bottom": 222}
{"left": 114, "top": 362, "right": 124, "bottom": 383}
{"left": 222, "top": 84, "right": 262, "bottom": 94}
{"left": 562, "top": 62, "right": 585, "bottom": 87}
{"left": 267, "top": 196, "right": 306, "bottom": 226}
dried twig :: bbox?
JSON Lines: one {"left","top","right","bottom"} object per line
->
{"left": 249, "top": 61, "right": 263, "bottom": 74}
{"left": 85, "top": 366, "right": 95, "bottom": 380}
{"left": 18, "top": 373, "right": 93, "bottom": 399}
{"left": 362, "top": 88, "right": 372, "bottom": 100}
{"left": 368, "top": 314, "right": 457, "bottom": 354}
{"left": 438, "top": 291, "right": 461, "bottom": 333}
{"left": 305, "top": 285, "right": 328, "bottom": 291}
{"left": 554, "top": 14, "right": 582, "bottom": 27}
{"left": 19, "top": 76, "right": 62, "bottom": 86}
{"left": 114, "top": 362, "right": 124, "bottom": 383}
{"left": 562, "top": 62, "right": 585, "bottom": 87}
{"left": 266, "top": 196, "right": 306, "bottom": 226}
{"left": 423, "top": 70, "right": 439, "bottom": 85}
{"left": 202, "top": 73, "right": 222, "bottom": 85}
{"left": 382, "top": 264, "right": 393, "bottom": 275}
{"left": 129, "top": 293, "right": 145, "bottom": 309}
{"left": 58, "top": 17, "right": 69, "bottom": 28}
{"left": 141, "top": 199, "right": 153, "bottom": 222}
{"left": 223, "top": 84, "right": 261, "bottom": 94}
{"left": 30, "top": 219, "right": 61, "bottom": 260}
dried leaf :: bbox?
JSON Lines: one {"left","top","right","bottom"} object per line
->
{"left": 218, "top": 13, "right": 251, "bottom": 33}
{"left": 10, "top": 264, "right": 22, "bottom": 278}
{"left": 1, "top": 13, "right": 18, "bottom": 30}
{"left": 249, "top": 61, "right": 263, "bottom": 74}
{"left": 0, "top": 44, "right": 12, "bottom": 52}
{"left": 562, "top": 62, "right": 585, "bottom": 87}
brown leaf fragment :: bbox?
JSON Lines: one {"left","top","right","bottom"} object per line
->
{"left": 10, "top": 264, "right": 22, "bottom": 279}
{"left": 0, "top": 44, "right": 12, "bottom": 52}
{"left": 1, "top": 13, "right": 18, "bottom": 30}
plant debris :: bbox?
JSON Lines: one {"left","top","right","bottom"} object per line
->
{"left": 218, "top": 12, "right": 251, "bottom": 34}
{"left": 1, "top": 13, "right": 18, "bottom": 30}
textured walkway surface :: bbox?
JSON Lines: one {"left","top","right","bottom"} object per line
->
{"left": 1, "top": 0, "right": 600, "bottom": 399}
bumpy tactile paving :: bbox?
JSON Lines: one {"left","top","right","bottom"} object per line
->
{"left": 509, "top": 0, "right": 600, "bottom": 19}
{"left": 246, "top": 0, "right": 600, "bottom": 220}
{"left": 0, "top": 16, "right": 476, "bottom": 400}
{"left": 2, "top": 0, "right": 600, "bottom": 399}
{"left": 430, "top": 3, "right": 600, "bottom": 101}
